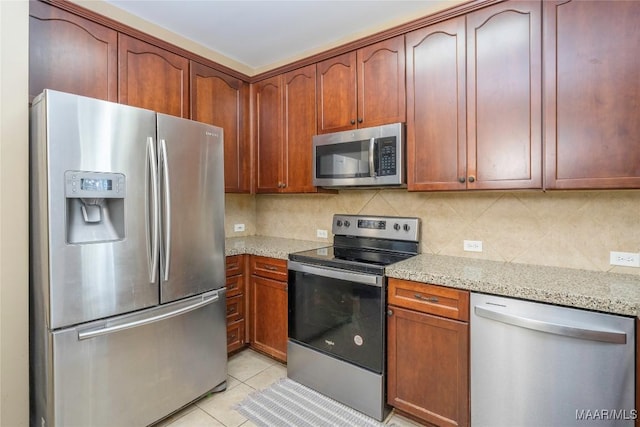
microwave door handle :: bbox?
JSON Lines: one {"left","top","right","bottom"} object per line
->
{"left": 368, "top": 138, "right": 376, "bottom": 177}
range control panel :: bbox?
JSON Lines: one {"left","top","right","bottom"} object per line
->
{"left": 332, "top": 214, "right": 420, "bottom": 242}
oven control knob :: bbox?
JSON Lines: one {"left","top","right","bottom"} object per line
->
{"left": 393, "top": 223, "right": 401, "bottom": 231}
{"left": 336, "top": 220, "right": 343, "bottom": 227}
{"left": 344, "top": 220, "right": 351, "bottom": 227}
{"left": 403, "top": 224, "right": 411, "bottom": 232}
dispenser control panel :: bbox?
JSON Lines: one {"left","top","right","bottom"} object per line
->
{"left": 65, "top": 171, "right": 126, "bottom": 198}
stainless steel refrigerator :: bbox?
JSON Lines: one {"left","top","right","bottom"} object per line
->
{"left": 29, "top": 90, "right": 227, "bottom": 427}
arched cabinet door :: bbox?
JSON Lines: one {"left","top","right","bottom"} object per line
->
{"left": 283, "top": 64, "right": 317, "bottom": 193}
{"left": 466, "top": 1, "right": 542, "bottom": 190}
{"left": 357, "top": 35, "right": 406, "bottom": 129}
{"left": 190, "top": 62, "right": 250, "bottom": 193}
{"left": 254, "top": 75, "right": 284, "bottom": 193}
{"left": 29, "top": 1, "right": 118, "bottom": 102}
{"left": 316, "top": 35, "right": 405, "bottom": 134}
{"left": 406, "top": 17, "right": 467, "bottom": 191}
{"left": 118, "top": 33, "right": 189, "bottom": 118}
{"left": 316, "top": 51, "right": 357, "bottom": 134}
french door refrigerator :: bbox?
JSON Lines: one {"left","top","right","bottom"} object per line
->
{"left": 30, "top": 90, "right": 227, "bottom": 427}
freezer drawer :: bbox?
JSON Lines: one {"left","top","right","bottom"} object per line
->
{"left": 471, "top": 293, "right": 635, "bottom": 427}
{"left": 36, "top": 290, "right": 227, "bottom": 427}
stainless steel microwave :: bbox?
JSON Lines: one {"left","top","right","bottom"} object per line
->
{"left": 312, "top": 123, "right": 405, "bottom": 187}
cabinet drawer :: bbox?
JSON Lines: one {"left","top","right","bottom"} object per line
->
{"left": 226, "top": 294, "right": 244, "bottom": 323}
{"left": 226, "top": 274, "right": 244, "bottom": 298}
{"left": 227, "top": 319, "right": 245, "bottom": 353}
{"left": 250, "top": 256, "right": 288, "bottom": 282}
{"left": 388, "top": 278, "right": 469, "bottom": 321}
{"left": 226, "top": 255, "right": 245, "bottom": 277}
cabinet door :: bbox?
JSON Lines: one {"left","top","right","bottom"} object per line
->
{"left": 118, "top": 34, "right": 189, "bottom": 118}
{"left": 254, "top": 75, "right": 284, "bottom": 192}
{"left": 316, "top": 51, "right": 357, "bottom": 133}
{"left": 282, "top": 64, "right": 317, "bottom": 193}
{"left": 250, "top": 275, "right": 287, "bottom": 362}
{"left": 191, "top": 62, "right": 250, "bottom": 193}
{"left": 544, "top": 0, "right": 640, "bottom": 189}
{"left": 387, "top": 306, "right": 469, "bottom": 427}
{"left": 406, "top": 17, "right": 466, "bottom": 191}
{"left": 466, "top": 1, "right": 542, "bottom": 190}
{"left": 29, "top": 1, "right": 117, "bottom": 102}
{"left": 357, "top": 35, "right": 406, "bottom": 128}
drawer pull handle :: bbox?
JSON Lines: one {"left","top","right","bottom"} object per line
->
{"left": 414, "top": 293, "right": 438, "bottom": 303}
{"left": 263, "top": 265, "right": 278, "bottom": 271}
{"left": 227, "top": 307, "right": 236, "bottom": 313}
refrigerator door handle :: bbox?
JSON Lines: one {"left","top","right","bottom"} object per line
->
{"left": 159, "top": 138, "right": 171, "bottom": 282}
{"left": 147, "top": 137, "right": 160, "bottom": 283}
{"left": 474, "top": 305, "right": 628, "bottom": 344}
{"left": 78, "top": 292, "right": 220, "bottom": 340}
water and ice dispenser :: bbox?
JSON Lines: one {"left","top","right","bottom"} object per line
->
{"left": 65, "top": 171, "right": 126, "bottom": 244}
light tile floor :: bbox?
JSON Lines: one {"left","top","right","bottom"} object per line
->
{"left": 154, "top": 349, "right": 424, "bottom": 427}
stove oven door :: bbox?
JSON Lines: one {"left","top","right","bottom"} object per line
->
{"left": 287, "top": 261, "right": 385, "bottom": 373}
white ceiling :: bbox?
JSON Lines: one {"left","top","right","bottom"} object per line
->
{"left": 102, "top": 0, "right": 464, "bottom": 74}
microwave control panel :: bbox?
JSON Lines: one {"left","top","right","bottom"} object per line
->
{"left": 376, "top": 137, "right": 397, "bottom": 176}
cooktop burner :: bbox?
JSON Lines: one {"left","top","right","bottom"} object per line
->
{"left": 288, "top": 214, "right": 421, "bottom": 275}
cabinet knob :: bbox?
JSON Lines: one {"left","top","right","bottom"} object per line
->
{"left": 350, "top": 119, "right": 356, "bottom": 125}
{"left": 358, "top": 118, "right": 363, "bottom": 123}
{"left": 387, "top": 309, "right": 393, "bottom": 317}
{"left": 468, "top": 176, "right": 476, "bottom": 183}
{"left": 458, "top": 177, "right": 466, "bottom": 183}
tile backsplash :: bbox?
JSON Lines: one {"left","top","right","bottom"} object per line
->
{"left": 226, "top": 190, "right": 640, "bottom": 275}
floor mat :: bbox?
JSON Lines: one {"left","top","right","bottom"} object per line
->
{"left": 235, "top": 378, "right": 385, "bottom": 427}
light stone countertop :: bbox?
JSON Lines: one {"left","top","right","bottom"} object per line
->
{"left": 225, "top": 236, "right": 325, "bottom": 260}
{"left": 386, "top": 254, "right": 640, "bottom": 317}
{"left": 226, "top": 236, "right": 640, "bottom": 317}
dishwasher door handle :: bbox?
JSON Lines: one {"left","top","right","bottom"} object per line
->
{"left": 474, "top": 305, "right": 627, "bottom": 344}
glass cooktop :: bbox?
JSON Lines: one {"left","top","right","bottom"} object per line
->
{"left": 288, "top": 245, "right": 416, "bottom": 275}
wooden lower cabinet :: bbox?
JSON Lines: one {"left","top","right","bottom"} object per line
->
{"left": 387, "top": 279, "right": 469, "bottom": 427}
{"left": 249, "top": 256, "right": 288, "bottom": 362}
{"left": 226, "top": 255, "right": 247, "bottom": 354}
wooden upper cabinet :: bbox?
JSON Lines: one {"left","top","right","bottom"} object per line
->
{"left": 118, "top": 34, "right": 189, "bottom": 118}
{"left": 316, "top": 51, "right": 357, "bottom": 133}
{"left": 254, "top": 75, "right": 284, "bottom": 192}
{"left": 190, "top": 61, "right": 250, "bottom": 193}
{"left": 466, "top": 1, "right": 542, "bottom": 190}
{"left": 254, "top": 64, "right": 318, "bottom": 193}
{"left": 29, "top": 1, "right": 117, "bottom": 102}
{"left": 357, "top": 36, "right": 406, "bottom": 129}
{"left": 282, "top": 65, "right": 318, "bottom": 193}
{"left": 406, "top": 17, "right": 467, "bottom": 191}
{"left": 317, "top": 36, "right": 405, "bottom": 133}
{"left": 407, "top": 2, "right": 541, "bottom": 191}
{"left": 544, "top": 0, "right": 640, "bottom": 189}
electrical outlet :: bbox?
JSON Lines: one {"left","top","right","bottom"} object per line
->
{"left": 609, "top": 251, "right": 640, "bottom": 267}
{"left": 463, "top": 240, "right": 483, "bottom": 252}
{"left": 317, "top": 229, "right": 328, "bottom": 239}
{"left": 233, "top": 223, "right": 245, "bottom": 232}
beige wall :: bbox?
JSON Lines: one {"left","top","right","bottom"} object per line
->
{"left": 0, "top": 0, "right": 30, "bottom": 426}
{"left": 225, "top": 190, "right": 640, "bottom": 275}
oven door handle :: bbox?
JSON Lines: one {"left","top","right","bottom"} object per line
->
{"left": 288, "top": 261, "right": 383, "bottom": 287}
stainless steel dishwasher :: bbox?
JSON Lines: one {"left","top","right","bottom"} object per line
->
{"left": 471, "top": 293, "right": 635, "bottom": 427}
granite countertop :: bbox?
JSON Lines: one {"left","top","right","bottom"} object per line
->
{"left": 225, "top": 236, "right": 640, "bottom": 317}
{"left": 225, "top": 236, "right": 325, "bottom": 260}
{"left": 386, "top": 254, "right": 640, "bottom": 317}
